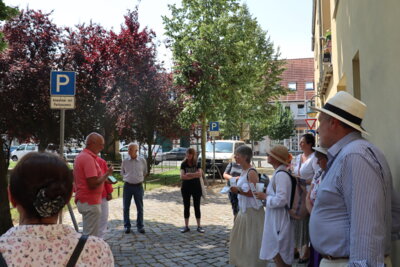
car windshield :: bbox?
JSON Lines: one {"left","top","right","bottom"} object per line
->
{"left": 205, "top": 142, "right": 233, "bottom": 153}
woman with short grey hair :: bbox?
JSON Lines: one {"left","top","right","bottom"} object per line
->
{"left": 229, "top": 145, "right": 266, "bottom": 266}
{"left": 235, "top": 145, "right": 253, "bottom": 164}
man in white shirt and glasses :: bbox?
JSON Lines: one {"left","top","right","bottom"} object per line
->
{"left": 121, "top": 143, "right": 147, "bottom": 234}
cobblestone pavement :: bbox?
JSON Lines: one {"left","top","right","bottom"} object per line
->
{"left": 64, "top": 180, "right": 306, "bottom": 267}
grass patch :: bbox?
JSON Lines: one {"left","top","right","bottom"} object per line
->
{"left": 144, "top": 168, "right": 181, "bottom": 191}
{"left": 8, "top": 161, "right": 16, "bottom": 169}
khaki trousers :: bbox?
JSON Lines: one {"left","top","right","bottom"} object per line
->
{"left": 77, "top": 201, "right": 101, "bottom": 237}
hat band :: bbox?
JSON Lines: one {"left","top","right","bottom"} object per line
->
{"left": 323, "top": 103, "right": 362, "bottom": 125}
{"left": 269, "top": 151, "right": 288, "bottom": 164}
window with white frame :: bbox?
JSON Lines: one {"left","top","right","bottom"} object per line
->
{"left": 305, "top": 82, "right": 314, "bottom": 90}
{"left": 297, "top": 104, "right": 305, "bottom": 116}
{"left": 288, "top": 82, "right": 297, "bottom": 90}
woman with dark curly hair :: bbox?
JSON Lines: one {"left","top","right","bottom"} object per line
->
{"left": 293, "top": 133, "right": 319, "bottom": 264}
{"left": 0, "top": 152, "right": 114, "bottom": 266}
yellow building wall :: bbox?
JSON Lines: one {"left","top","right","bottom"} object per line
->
{"left": 332, "top": 0, "right": 400, "bottom": 263}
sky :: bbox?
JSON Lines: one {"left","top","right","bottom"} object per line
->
{"left": 5, "top": 0, "right": 313, "bottom": 67}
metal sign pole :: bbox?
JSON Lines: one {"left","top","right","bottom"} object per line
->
{"left": 60, "top": 109, "right": 65, "bottom": 158}
{"left": 58, "top": 109, "right": 65, "bottom": 225}
{"left": 212, "top": 136, "right": 215, "bottom": 182}
{"left": 51, "top": 71, "right": 78, "bottom": 231}
{"left": 67, "top": 202, "right": 79, "bottom": 232}
{"left": 59, "top": 109, "right": 79, "bottom": 231}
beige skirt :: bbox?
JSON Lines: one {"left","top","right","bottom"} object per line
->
{"left": 229, "top": 207, "right": 266, "bottom": 267}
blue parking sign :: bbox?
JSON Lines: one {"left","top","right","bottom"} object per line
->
{"left": 50, "top": 71, "right": 76, "bottom": 96}
{"left": 209, "top": 122, "right": 219, "bottom": 131}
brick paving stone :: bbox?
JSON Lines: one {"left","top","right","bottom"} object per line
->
{"left": 63, "top": 178, "right": 306, "bottom": 267}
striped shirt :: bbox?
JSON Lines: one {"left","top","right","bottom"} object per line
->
{"left": 121, "top": 156, "right": 148, "bottom": 184}
{"left": 310, "top": 132, "right": 392, "bottom": 267}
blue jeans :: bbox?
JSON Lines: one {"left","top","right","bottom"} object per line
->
{"left": 123, "top": 183, "right": 144, "bottom": 230}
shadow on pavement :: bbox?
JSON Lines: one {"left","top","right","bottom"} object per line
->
{"left": 105, "top": 219, "right": 232, "bottom": 267}
{"left": 143, "top": 184, "right": 232, "bottom": 206}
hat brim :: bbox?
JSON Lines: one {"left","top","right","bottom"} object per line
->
{"left": 267, "top": 150, "right": 290, "bottom": 166}
{"left": 312, "top": 146, "right": 328, "bottom": 155}
{"left": 311, "top": 106, "right": 369, "bottom": 135}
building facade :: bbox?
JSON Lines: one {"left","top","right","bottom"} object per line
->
{"left": 312, "top": 0, "right": 400, "bottom": 263}
{"left": 279, "top": 58, "right": 316, "bottom": 153}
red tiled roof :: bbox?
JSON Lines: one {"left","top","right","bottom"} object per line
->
{"left": 279, "top": 58, "right": 315, "bottom": 102}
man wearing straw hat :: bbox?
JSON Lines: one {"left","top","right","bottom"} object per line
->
{"left": 309, "top": 91, "right": 393, "bottom": 267}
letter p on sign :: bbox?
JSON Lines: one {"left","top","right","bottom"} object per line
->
{"left": 56, "top": 74, "right": 69, "bottom": 92}
{"left": 50, "top": 71, "right": 76, "bottom": 96}
{"left": 209, "top": 121, "right": 219, "bottom": 131}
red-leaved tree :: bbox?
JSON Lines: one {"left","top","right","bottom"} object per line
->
{"left": 61, "top": 23, "right": 116, "bottom": 148}
{"left": 106, "top": 10, "right": 184, "bottom": 171}
{"left": 0, "top": 9, "right": 64, "bottom": 233}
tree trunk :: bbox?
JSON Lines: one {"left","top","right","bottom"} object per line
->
{"left": 146, "top": 140, "right": 154, "bottom": 175}
{"left": 0, "top": 138, "right": 13, "bottom": 235}
{"left": 239, "top": 122, "right": 244, "bottom": 140}
{"left": 200, "top": 113, "right": 207, "bottom": 174}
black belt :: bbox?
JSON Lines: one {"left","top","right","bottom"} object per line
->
{"left": 322, "top": 255, "right": 389, "bottom": 261}
{"left": 125, "top": 181, "right": 143, "bottom": 186}
{"left": 321, "top": 255, "right": 349, "bottom": 260}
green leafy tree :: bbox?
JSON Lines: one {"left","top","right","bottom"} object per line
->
{"left": 216, "top": 7, "right": 286, "bottom": 142}
{"left": 163, "top": 0, "right": 285, "bottom": 169}
{"left": 106, "top": 10, "right": 184, "bottom": 172}
{"left": 266, "top": 101, "right": 295, "bottom": 140}
{"left": 0, "top": 0, "right": 18, "bottom": 51}
{"left": 0, "top": 1, "right": 18, "bottom": 234}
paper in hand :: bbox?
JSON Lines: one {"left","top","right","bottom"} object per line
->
{"left": 220, "top": 186, "right": 230, "bottom": 194}
{"left": 249, "top": 183, "right": 263, "bottom": 207}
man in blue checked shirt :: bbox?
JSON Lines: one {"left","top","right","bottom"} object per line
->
{"left": 309, "top": 91, "right": 395, "bottom": 267}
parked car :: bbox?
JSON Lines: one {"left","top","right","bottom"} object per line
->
{"left": 198, "top": 140, "right": 246, "bottom": 176}
{"left": 2, "top": 144, "right": 16, "bottom": 157}
{"left": 10, "top": 143, "right": 38, "bottom": 161}
{"left": 159, "top": 147, "right": 187, "bottom": 161}
{"left": 64, "top": 148, "right": 82, "bottom": 162}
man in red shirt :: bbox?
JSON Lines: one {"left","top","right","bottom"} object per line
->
{"left": 74, "top": 132, "right": 113, "bottom": 236}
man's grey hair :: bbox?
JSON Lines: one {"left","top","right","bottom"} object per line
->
{"left": 128, "top": 142, "right": 139, "bottom": 149}
{"left": 235, "top": 145, "right": 253, "bottom": 164}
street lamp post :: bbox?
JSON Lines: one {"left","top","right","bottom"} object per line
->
{"left": 306, "top": 94, "right": 320, "bottom": 118}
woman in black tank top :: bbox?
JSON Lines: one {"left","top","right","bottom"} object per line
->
{"left": 180, "top": 148, "right": 204, "bottom": 233}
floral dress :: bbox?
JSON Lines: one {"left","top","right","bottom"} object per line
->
{"left": 0, "top": 224, "right": 114, "bottom": 266}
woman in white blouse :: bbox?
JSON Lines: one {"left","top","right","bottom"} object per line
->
{"left": 293, "top": 133, "right": 319, "bottom": 263}
{"left": 229, "top": 146, "right": 266, "bottom": 267}
{"left": 256, "top": 145, "right": 294, "bottom": 267}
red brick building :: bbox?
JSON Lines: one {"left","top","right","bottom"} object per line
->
{"left": 279, "top": 58, "right": 315, "bottom": 152}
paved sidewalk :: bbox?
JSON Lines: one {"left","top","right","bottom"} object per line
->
{"left": 64, "top": 181, "right": 306, "bottom": 267}
{"left": 65, "top": 183, "right": 235, "bottom": 266}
